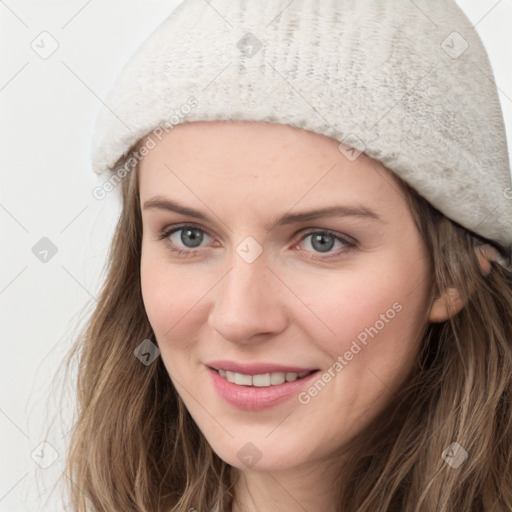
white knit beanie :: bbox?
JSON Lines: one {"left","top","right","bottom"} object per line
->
{"left": 91, "top": 0, "right": 512, "bottom": 266}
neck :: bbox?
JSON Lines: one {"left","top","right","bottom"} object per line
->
{"left": 229, "top": 458, "right": 343, "bottom": 512}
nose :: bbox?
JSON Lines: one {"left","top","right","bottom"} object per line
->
{"left": 207, "top": 252, "right": 288, "bottom": 344}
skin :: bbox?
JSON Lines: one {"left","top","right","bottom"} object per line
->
{"left": 138, "top": 121, "right": 461, "bottom": 511}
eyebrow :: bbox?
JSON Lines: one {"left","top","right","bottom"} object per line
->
{"left": 142, "top": 196, "right": 384, "bottom": 230}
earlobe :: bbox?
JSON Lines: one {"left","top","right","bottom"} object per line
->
{"left": 428, "top": 287, "right": 466, "bottom": 323}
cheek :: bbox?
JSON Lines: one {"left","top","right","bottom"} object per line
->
{"left": 140, "top": 248, "right": 217, "bottom": 355}
{"left": 296, "top": 265, "right": 429, "bottom": 384}
{"left": 284, "top": 272, "right": 429, "bottom": 441}
{"left": 140, "top": 247, "right": 185, "bottom": 338}
{"left": 140, "top": 261, "right": 199, "bottom": 383}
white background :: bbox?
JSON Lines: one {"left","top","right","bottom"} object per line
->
{"left": 1, "top": 1, "right": 511, "bottom": 510}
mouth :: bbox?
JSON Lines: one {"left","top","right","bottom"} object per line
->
{"left": 209, "top": 366, "right": 319, "bottom": 387}
{"left": 207, "top": 365, "right": 321, "bottom": 410}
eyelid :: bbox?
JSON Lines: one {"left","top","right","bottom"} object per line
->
{"left": 299, "top": 227, "right": 356, "bottom": 246}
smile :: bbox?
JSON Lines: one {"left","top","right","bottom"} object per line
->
{"left": 216, "top": 368, "right": 314, "bottom": 387}
{"left": 207, "top": 366, "right": 321, "bottom": 410}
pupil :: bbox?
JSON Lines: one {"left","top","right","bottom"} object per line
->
{"left": 312, "top": 233, "right": 334, "bottom": 253}
{"left": 181, "top": 228, "right": 203, "bottom": 248}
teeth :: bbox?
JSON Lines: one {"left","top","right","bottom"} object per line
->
{"left": 218, "top": 369, "right": 311, "bottom": 387}
{"left": 270, "top": 373, "right": 286, "bottom": 385}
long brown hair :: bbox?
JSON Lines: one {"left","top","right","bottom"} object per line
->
{"left": 60, "top": 148, "right": 512, "bottom": 511}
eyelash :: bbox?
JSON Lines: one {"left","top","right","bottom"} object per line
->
{"left": 157, "top": 223, "right": 357, "bottom": 260}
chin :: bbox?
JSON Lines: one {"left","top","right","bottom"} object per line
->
{"left": 205, "top": 433, "right": 308, "bottom": 472}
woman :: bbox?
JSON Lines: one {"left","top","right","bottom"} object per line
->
{"left": 63, "top": 0, "right": 512, "bottom": 510}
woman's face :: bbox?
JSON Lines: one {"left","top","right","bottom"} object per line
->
{"left": 139, "top": 121, "right": 432, "bottom": 474}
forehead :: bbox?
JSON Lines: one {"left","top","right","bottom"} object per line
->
{"left": 138, "top": 120, "right": 405, "bottom": 214}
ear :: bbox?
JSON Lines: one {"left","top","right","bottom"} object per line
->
{"left": 428, "top": 287, "right": 467, "bottom": 323}
{"left": 429, "top": 244, "right": 496, "bottom": 323}
{"left": 475, "top": 244, "right": 497, "bottom": 276}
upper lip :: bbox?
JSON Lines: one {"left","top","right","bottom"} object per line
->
{"left": 207, "top": 360, "right": 319, "bottom": 376}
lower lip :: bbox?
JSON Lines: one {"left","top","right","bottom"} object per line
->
{"left": 207, "top": 366, "right": 320, "bottom": 411}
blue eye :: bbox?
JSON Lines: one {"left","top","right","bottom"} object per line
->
{"left": 158, "top": 225, "right": 213, "bottom": 257}
{"left": 301, "top": 229, "right": 357, "bottom": 260}
{"left": 300, "top": 230, "right": 355, "bottom": 257}
{"left": 171, "top": 226, "right": 207, "bottom": 248}
{"left": 158, "top": 224, "right": 356, "bottom": 259}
